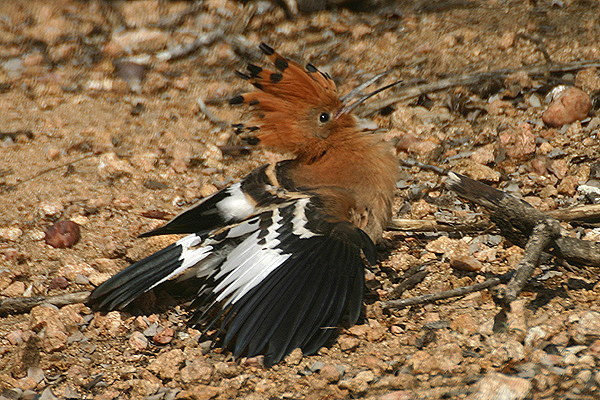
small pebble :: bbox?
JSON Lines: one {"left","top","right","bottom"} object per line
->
{"left": 7, "top": 330, "right": 23, "bottom": 345}
{"left": 378, "top": 390, "right": 413, "bottom": 400}
{"left": 528, "top": 94, "right": 542, "bottom": 108}
{"left": 409, "top": 350, "right": 436, "bottom": 374}
{"left": 129, "top": 331, "right": 149, "bottom": 351}
{"left": 242, "top": 356, "right": 264, "bottom": 368}
{"left": 64, "top": 386, "right": 82, "bottom": 399}
{"left": 29, "top": 230, "right": 46, "bottom": 241}
{"left": 284, "top": 348, "right": 303, "bottom": 365}
{"left": 21, "top": 388, "right": 39, "bottom": 399}
{"left": 45, "top": 221, "right": 81, "bottom": 248}
{"left": 470, "top": 144, "right": 495, "bottom": 165}
{"left": 49, "top": 276, "right": 69, "bottom": 290}
{"left": 27, "top": 367, "right": 45, "bottom": 384}
{"left": 468, "top": 372, "right": 532, "bottom": 400}
{"left": 425, "top": 236, "right": 469, "bottom": 259}
{"left": 74, "top": 274, "right": 90, "bottom": 285}
{"left": 454, "top": 159, "right": 501, "bottom": 182}
{"left": 530, "top": 157, "right": 549, "bottom": 175}
{"left": 450, "top": 255, "right": 483, "bottom": 272}
{"left": 0, "top": 226, "right": 23, "bottom": 241}
{"left": 70, "top": 215, "right": 89, "bottom": 226}
{"left": 40, "top": 201, "right": 64, "bottom": 217}
{"left": 46, "top": 146, "right": 61, "bottom": 160}
{"left": 543, "top": 87, "right": 592, "bottom": 127}
{"left": 320, "top": 364, "right": 344, "bottom": 383}
{"left": 39, "top": 387, "right": 58, "bottom": 400}
{"left": 557, "top": 175, "right": 579, "bottom": 195}
{"left": 524, "top": 326, "right": 547, "bottom": 348}
{"left": 338, "top": 336, "right": 361, "bottom": 351}
{"left": 153, "top": 327, "right": 175, "bottom": 345}
{"left": 310, "top": 361, "right": 325, "bottom": 372}
{"left": 143, "top": 323, "right": 160, "bottom": 337}
{"left": 2, "top": 280, "right": 25, "bottom": 296}
{"left": 498, "top": 123, "right": 536, "bottom": 159}
{"left": 114, "top": 59, "right": 147, "bottom": 93}
{"left": 499, "top": 31, "right": 516, "bottom": 49}
{"left": 338, "top": 371, "right": 374, "bottom": 395}
{"left": 180, "top": 358, "right": 214, "bottom": 384}
{"left": 213, "top": 361, "right": 239, "bottom": 379}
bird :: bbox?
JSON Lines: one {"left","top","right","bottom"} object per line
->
{"left": 88, "top": 42, "right": 399, "bottom": 366}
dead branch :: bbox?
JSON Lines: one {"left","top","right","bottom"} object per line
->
{"left": 385, "top": 163, "right": 600, "bottom": 309}
{"left": 494, "top": 218, "right": 562, "bottom": 306}
{"left": 398, "top": 157, "right": 600, "bottom": 225}
{"left": 388, "top": 218, "right": 491, "bottom": 232}
{"left": 362, "top": 59, "right": 600, "bottom": 116}
{"left": 547, "top": 204, "right": 600, "bottom": 223}
{"left": 445, "top": 172, "right": 600, "bottom": 267}
{"left": 0, "top": 291, "right": 90, "bottom": 316}
{"left": 382, "top": 273, "right": 511, "bottom": 309}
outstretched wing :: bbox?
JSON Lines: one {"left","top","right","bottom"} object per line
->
{"left": 140, "top": 161, "right": 296, "bottom": 238}
{"left": 190, "top": 197, "right": 377, "bottom": 366}
{"left": 89, "top": 195, "right": 376, "bottom": 366}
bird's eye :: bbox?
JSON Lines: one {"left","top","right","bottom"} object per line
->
{"left": 319, "top": 112, "right": 330, "bottom": 123}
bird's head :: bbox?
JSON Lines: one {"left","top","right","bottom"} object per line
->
{"left": 230, "top": 43, "right": 358, "bottom": 159}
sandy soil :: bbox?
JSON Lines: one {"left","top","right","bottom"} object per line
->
{"left": 1, "top": 0, "right": 600, "bottom": 399}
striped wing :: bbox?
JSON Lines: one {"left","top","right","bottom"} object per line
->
{"left": 89, "top": 196, "right": 376, "bottom": 366}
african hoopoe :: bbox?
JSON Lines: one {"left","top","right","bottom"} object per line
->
{"left": 89, "top": 43, "right": 399, "bottom": 366}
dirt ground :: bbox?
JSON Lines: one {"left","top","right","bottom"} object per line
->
{"left": 1, "top": 0, "right": 600, "bottom": 399}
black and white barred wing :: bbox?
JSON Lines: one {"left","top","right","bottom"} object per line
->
{"left": 140, "top": 163, "right": 290, "bottom": 238}
{"left": 88, "top": 163, "right": 292, "bottom": 311}
{"left": 194, "top": 198, "right": 377, "bottom": 366}
{"left": 89, "top": 197, "right": 376, "bottom": 366}
{"left": 87, "top": 199, "right": 285, "bottom": 311}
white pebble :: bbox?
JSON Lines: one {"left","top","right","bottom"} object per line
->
{"left": 70, "top": 215, "right": 89, "bottom": 226}
{"left": 40, "top": 201, "right": 64, "bottom": 217}
{"left": 0, "top": 227, "right": 23, "bottom": 241}
{"left": 28, "top": 230, "right": 46, "bottom": 241}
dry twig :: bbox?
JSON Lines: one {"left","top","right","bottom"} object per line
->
{"left": 515, "top": 33, "right": 553, "bottom": 63}
{"left": 446, "top": 171, "right": 600, "bottom": 305}
{"left": 399, "top": 158, "right": 447, "bottom": 175}
{"left": 495, "top": 218, "right": 562, "bottom": 305}
{"left": 197, "top": 97, "right": 229, "bottom": 128}
{"left": 388, "top": 218, "right": 491, "bottom": 232}
{"left": 446, "top": 172, "right": 600, "bottom": 267}
{"left": 1, "top": 154, "right": 95, "bottom": 193}
{"left": 389, "top": 261, "right": 434, "bottom": 299}
{"left": 156, "top": 31, "right": 225, "bottom": 62}
{"left": 0, "top": 291, "right": 90, "bottom": 316}
{"left": 362, "top": 59, "right": 600, "bottom": 116}
{"left": 383, "top": 273, "right": 511, "bottom": 309}
{"left": 386, "top": 163, "right": 600, "bottom": 309}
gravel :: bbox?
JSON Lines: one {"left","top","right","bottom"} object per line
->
{"left": 1, "top": 0, "right": 599, "bottom": 399}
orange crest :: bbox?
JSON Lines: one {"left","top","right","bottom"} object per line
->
{"left": 230, "top": 43, "right": 356, "bottom": 156}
